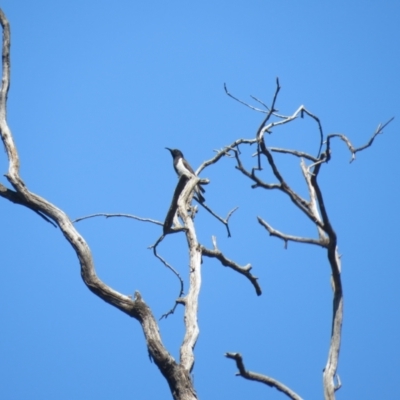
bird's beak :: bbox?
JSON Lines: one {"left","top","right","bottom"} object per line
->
{"left": 165, "top": 147, "right": 172, "bottom": 152}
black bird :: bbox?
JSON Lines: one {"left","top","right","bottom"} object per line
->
{"left": 166, "top": 148, "right": 205, "bottom": 203}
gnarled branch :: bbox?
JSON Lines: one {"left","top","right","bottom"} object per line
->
{"left": 0, "top": 10, "right": 197, "bottom": 400}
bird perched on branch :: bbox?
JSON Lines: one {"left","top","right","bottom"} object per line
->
{"left": 166, "top": 147, "right": 205, "bottom": 203}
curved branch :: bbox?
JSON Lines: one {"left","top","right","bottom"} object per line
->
{"left": 201, "top": 237, "right": 261, "bottom": 296}
{"left": 225, "top": 352, "right": 303, "bottom": 400}
{"left": 326, "top": 117, "right": 394, "bottom": 162}
{"left": 0, "top": 10, "right": 20, "bottom": 180}
{"left": 300, "top": 107, "right": 324, "bottom": 158}
{"left": 0, "top": 183, "right": 57, "bottom": 227}
{"left": 155, "top": 255, "right": 185, "bottom": 320}
{"left": 0, "top": 9, "right": 142, "bottom": 318}
{"left": 256, "top": 77, "right": 281, "bottom": 140}
{"left": 152, "top": 243, "right": 185, "bottom": 301}
{"left": 0, "top": 11, "right": 197, "bottom": 400}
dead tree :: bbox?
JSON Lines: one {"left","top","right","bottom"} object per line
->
{"left": 0, "top": 9, "right": 198, "bottom": 400}
{"left": 0, "top": 9, "right": 252, "bottom": 400}
{"left": 218, "top": 82, "right": 392, "bottom": 400}
{"left": 0, "top": 9, "right": 392, "bottom": 400}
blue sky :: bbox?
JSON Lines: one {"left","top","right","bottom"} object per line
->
{"left": 0, "top": 1, "right": 399, "bottom": 399}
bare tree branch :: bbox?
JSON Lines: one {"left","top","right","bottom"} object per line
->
{"left": 73, "top": 212, "right": 163, "bottom": 226}
{"left": 224, "top": 83, "right": 268, "bottom": 113}
{"left": 249, "top": 94, "right": 270, "bottom": 111}
{"left": 1, "top": 7, "right": 391, "bottom": 398}
{"left": 240, "top": 139, "right": 326, "bottom": 231}
{"left": 201, "top": 236, "right": 261, "bottom": 296}
{"left": 0, "top": 10, "right": 198, "bottom": 400}
{"left": 322, "top": 247, "right": 343, "bottom": 400}
{"left": 225, "top": 352, "right": 303, "bottom": 400}
{"left": 198, "top": 202, "right": 238, "bottom": 237}
{"left": 250, "top": 94, "right": 291, "bottom": 120}
{"left": 270, "top": 147, "right": 318, "bottom": 162}
{"left": 299, "top": 159, "right": 326, "bottom": 241}
{"left": 220, "top": 79, "right": 385, "bottom": 399}
{"left": 306, "top": 160, "right": 343, "bottom": 400}
{"left": 299, "top": 107, "right": 325, "bottom": 158}
{"left": 152, "top": 244, "right": 185, "bottom": 320}
{"left": 232, "top": 147, "right": 280, "bottom": 190}
{"left": 224, "top": 82, "right": 290, "bottom": 121}
{"left": 0, "top": 183, "right": 57, "bottom": 227}
{"left": 268, "top": 143, "right": 326, "bottom": 230}
{"left": 256, "top": 77, "right": 281, "bottom": 141}
{"left": 257, "top": 217, "right": 328, "bottom": 248}
{"left": 196, "top": 147, "right": 237, "bottom": 175}
{"left": 326, "top": 117, "right": 394, "bottom": 162}
{"left": 176, "top": 177, "right": 203, "bottom": 373}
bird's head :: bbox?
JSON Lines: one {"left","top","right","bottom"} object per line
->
{"left": 165, "top": 148, "right": 184, "bottom": 158}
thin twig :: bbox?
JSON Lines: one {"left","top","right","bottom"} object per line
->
{"left": 250, "top": 94, "right": 289, "bottom": 119}
{"left": 224, "top": 83, "right": 267, "bottom": 113}
{"left": 153, "top": 247, "right": 184, "bottom": 299}
{"left": 256, "top": 77, "right": 281, "bottom": 141}
{"left": 73, "top": 212, "right": 163, "bottom": 225}
{"left": 152, "top": 242, "right": 185, "bottom": 320}
{"left": 197, "top": 203, "right": 238, "bottom": 237}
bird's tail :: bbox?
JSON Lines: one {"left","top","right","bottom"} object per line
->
{"left": 195, "top": 185, "right": 205, "bottom": 203}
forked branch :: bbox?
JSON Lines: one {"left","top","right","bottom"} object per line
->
{"left": 326, "top": 117, "right": 394, "bottom": 162}
{"left": 222, "top": 78, "right": 390, "bottom": 399}
{"left": 0, "top": 10, "right": 197, "bottom": 400}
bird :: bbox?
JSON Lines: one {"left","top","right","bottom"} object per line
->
{"left": 166, "top": 147, "right": 205, "bottom": 203}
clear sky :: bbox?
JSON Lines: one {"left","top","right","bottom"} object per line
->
{"left": 0, "top": 1, "right": 399, "bottom": 399}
